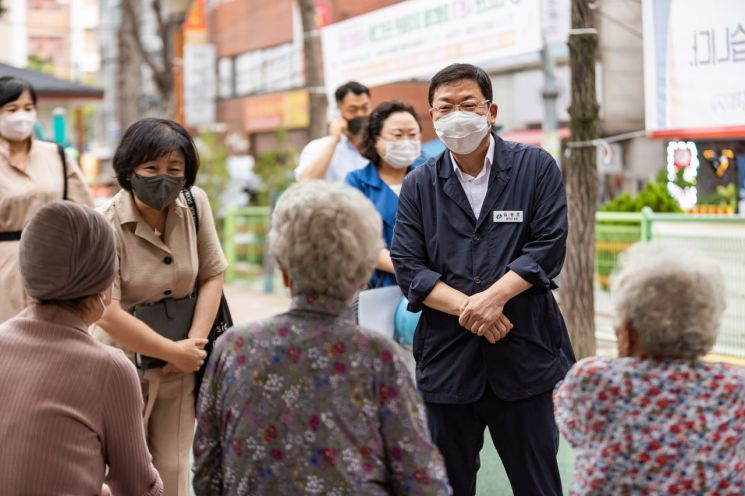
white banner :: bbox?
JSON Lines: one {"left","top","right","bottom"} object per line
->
{"left": 184, "top": 44, "right": 216, "bottom": 126}
{"left": 320, "top": 0, "right": 542, "bottom": 91}
{"left": 642, "top": 0, "right": 745, "bottom": 132}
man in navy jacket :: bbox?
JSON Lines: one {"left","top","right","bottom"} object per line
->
{"left": 391, "top": 63, "right": 575, "bottom": 496}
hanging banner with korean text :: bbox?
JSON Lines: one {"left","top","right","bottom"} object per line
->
{"left": 643, "top": 0, "right": 745, "bottom": 134}
{"left": 320, "top": 0, "right": 542, "bottom": 91}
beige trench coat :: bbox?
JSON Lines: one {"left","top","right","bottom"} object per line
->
{"left": 0, "top": 137, "right": 93, "bottom": 322}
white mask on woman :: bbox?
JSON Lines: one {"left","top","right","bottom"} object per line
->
{"left": 434, "top": 111, "right": 489, "bottom": 155}
{"left": 0, "top": 110, "right": 37, "bottom": 142}
{"left": 97, "top": 294, "right": 109, "bottom": 320}
{"left": 380, "top": 139, "right": 421, "bottom": 169}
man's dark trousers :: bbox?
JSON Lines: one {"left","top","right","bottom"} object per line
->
{"left": 425, "top": 387, "right": 562, "bottom": 496}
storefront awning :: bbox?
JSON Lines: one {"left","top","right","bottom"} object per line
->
{"left": 0, "top": 63, "right": 104, "bottom": 100}
{"left": 649, "top": 125, "right": 745, "bottom": 141}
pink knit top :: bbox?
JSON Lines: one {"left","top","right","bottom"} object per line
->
{"left": 0, "top": 305, "right": 162, "bottom": 495}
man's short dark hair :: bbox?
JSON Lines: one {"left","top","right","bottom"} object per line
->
{"left": 428, "top": 64, "right": 493, "bottom": 106}
{"left": 113, "top": 118, "right": 199, "bottom": 191}
{"left": 335, "top": 81, "right": 370, "bottom": 103}
{"left": 361, "top": 100, "right": 421, "bottom": 164}
{"left": 0, "top": 76, "right": 38, "bottom": 108}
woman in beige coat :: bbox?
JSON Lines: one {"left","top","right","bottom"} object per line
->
{"left": 95, "top": 118, "right": 228, "bottom": 496}
{"left": 0, "top": 76, "right": 93, "bottom": 322}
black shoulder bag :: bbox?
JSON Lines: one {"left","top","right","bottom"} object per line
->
{"left": 182, "top": 188, "right": 234, "bottom": 401}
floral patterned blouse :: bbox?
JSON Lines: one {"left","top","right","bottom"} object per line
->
{"left": 554, "top": 356, "right": 745, "bottom": 495}
{"left": 193, "top": 294, "right": 451, "bottom": 495}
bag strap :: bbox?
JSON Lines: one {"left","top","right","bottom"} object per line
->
{"left": 57, "top": 144, "right": 68, "bottom": 200}
{"left": 182, "top": 187, "right": 200, "bottom": 233}
{"left": 182, "top": 187, "right": 200, "bottom": 295}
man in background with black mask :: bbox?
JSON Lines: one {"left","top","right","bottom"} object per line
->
{"left": 295, "top": 81, "right": 371, "bottom": 183}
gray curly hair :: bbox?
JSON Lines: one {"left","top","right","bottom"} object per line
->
{"left": 610, "top": 241, "right": 726, "bottom": 358}
{"left": 269, "top": 181, "right": 383, "bottom": 300}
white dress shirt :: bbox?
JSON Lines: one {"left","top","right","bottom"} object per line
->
{"left": 294, "top": 134, "right": 369, "bottom": 183}
{"left": 451, "top": 135, "right": 495, "bottom": 219}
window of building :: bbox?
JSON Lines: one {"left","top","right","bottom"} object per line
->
{"left": 218, "top": 57, "right": 234, "bottom": 99}
{"left": 233, "top": 42, "right": 304, "bottom": 97}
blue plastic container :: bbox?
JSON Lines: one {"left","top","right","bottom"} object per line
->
{"left": 393, "top": 297, "right": 421, "bottom": 347}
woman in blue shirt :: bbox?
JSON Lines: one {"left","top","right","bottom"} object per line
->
{"left": 345, "top": 100, "right": 422, "bottom": 288}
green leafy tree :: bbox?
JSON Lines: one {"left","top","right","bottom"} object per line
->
{"left": 27, "top": 54, "right": 55, "bottom": 75}
{"left": 252, "top": 130, "right": 297, "bottom": 207}
{"left": 194, "top": 132, "right": 230, "bottom": 221}
{"left": 600, "top": 171, "right": 683, "bottom": 214}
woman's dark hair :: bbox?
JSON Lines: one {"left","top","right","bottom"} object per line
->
{"left": 113, "top": 118, "right": 199, "bottom": 191}
{"left": 428, "top": 63, "right": 493, "bottom": 106}
{"left": 361, "top": 100, "right": 421, "bottom": 164}
{"left": 0, "top": 76, "right": 38, "bottom": 108}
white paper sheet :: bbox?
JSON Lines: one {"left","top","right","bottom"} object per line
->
{"left": 357, "top": 286, "right": 402, "bottom": 339}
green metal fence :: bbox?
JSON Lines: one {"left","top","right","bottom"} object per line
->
{"left": 221, "top": 206, "right": 745, "bottom": 359}
{"left": 595, "top": 208, "right": 745, "bottom": 359}
{"left": 223, "top": 207, "right": 271, "bottom": 283}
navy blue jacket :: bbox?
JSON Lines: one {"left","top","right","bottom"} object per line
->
{"left": 390, "top": 130, "right": 575, "bottom": 404}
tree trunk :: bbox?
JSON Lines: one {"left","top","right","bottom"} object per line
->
{"left": 117, "top": 0, "right": 142, "bottom": 134}
{"left": 563, "top": 0, "right": 599, "bottom": 359}
{"left": 298, "top": 0, "right": 328, "bottom": 141}
{"left": 121, "top": 0, "right": 176, "bottom": 120}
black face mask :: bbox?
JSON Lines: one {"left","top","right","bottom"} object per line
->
{"left": 347, "top": 116, "right": 369, "bottom": 137}
{"left": 131, "top": 174, "right": 186, "bottom": 211}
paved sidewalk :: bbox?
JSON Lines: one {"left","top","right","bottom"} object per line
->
{"left": 223, "top": 282, "right": 291, "bottom": 325}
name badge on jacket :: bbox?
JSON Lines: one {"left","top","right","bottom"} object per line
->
{"left": 493, "top": 211, "right": 523, "bottom": 223}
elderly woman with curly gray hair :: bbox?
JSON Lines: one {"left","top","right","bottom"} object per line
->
{"left": 554, "top": 241, "right": 745, "bottom": 495}
{"left": 193, "top": 181, "right": 451, "bottom": 495}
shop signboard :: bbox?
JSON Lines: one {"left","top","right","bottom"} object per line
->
{"left": 643, "top": 0, "right": 745, "bottom": 136}
{"left": 243, "top": 90, "right": 310, "bottom": 132}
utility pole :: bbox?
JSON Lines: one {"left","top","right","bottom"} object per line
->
{"left": 562, "top": 0, "right": 599, "bottom": 359}
{"left": 298, "top": 0, "right": 328, "bottom": 141}
{"left": 541, "top": 39, "right": 560, "bottom": 164}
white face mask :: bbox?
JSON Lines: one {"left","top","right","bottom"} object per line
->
{"left": 0, "top": 110, "right": 37, "bottom": 142}
{"left": 434, "top": 111, "right": 489, "bottom": 155}
{"left": 97, "top": 294, "right": 109, "bottom": 319}
{"left": 380, "top": 139, "right": 421, "bottom": 169}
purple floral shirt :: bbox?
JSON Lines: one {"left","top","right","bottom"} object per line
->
{"left": 554, "top": 356, "right": 745, "bottom": 495}
{"left": 193, "top": 294, "right": 451, "bottom": 495}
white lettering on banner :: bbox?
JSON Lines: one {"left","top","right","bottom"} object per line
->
{"left": 493, "top": 211, "right": 524, "bottom": 223}
{"left": 320, "top": 0, "right": 542, "bottom": 92}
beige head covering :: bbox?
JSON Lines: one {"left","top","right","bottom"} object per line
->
{"left": 20, "top": 201, "right": 117, "bottom": 301}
